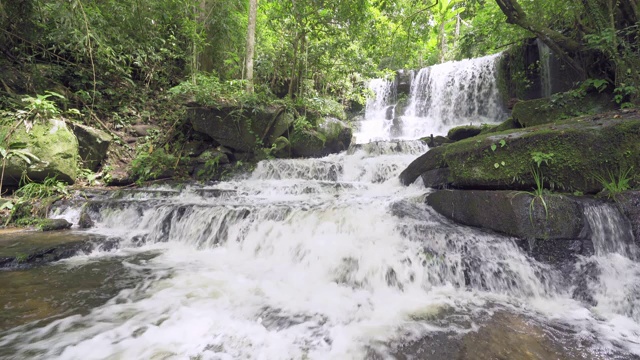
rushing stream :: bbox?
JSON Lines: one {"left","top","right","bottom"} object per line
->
{"left": 1, "top": 55, "right": 640, "bottom": 359}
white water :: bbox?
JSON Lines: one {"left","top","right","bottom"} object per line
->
{"left": 356, "top": 78, "right": 397, "bottom": 143}
{"left": 402, "top": 53, "right": 507, "bottom": 137}
{"left": 3, "top": 143, "right": 640, "bottom": 359}
{"left": 537, "top": 39, "right": 553, "bottom": 98}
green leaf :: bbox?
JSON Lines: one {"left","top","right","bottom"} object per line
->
{"left": 491, "top": 144, "right": 497, "bottom": 151}
{"left": 494, "top": 163, "right": 500, "bottom": 168}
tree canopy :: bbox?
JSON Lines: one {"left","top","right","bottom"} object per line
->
{"left": 0, "top": 0, "right": 638, "bottom": 116}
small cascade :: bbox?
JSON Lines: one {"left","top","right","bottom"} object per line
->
{"left": 402, "top": 53, "right": 507, "bottom": 137}
{"left": 355, "top": 78, "right": 397, "bottom": 143}
{"left": 584, "top": 202, "right": 637, "bottom": 258}
{"left": 537, "top": 39, "right": 553, "bottom": 98}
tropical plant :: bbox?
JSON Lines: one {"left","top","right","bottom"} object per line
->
{"left": 15, "top": 175, "right": 69, "bottom": 200}
{"left": 594, "top": 166, "right": 634, "bottom": 200}
{"left": 0, "top": 142, "right": 40, "bottom": 198}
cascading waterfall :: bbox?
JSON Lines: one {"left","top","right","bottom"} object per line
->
{"left": 1, "top": 143, "right": 640, "bottom": 359}
{"left": 356, "top": 78, "right": 397, "bottom": 143}
{"left": 402, "top": 53, "right": 507, "bottom": 137}
{"left": 537, "top": 39, "right": 553, "bottom": 98}
{"left": 355, "top": 54, "right": 507, "bottom": 144}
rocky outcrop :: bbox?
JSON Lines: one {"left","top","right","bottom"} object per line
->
{"left": 399, "top": 146, "right": 446, "bottom": 185}
{"left": 401, "top": 113, "right": 640, "bottom": 193}
{"left": 188, "top": 105, "right": 293, "bottom": 152}
{"left": 618, "top": 191, "right": 640, "bottom": 245}
{"left": 70, "top": 123, "right": 112, "bottom": 171}
{"left": 511, "top": 92, "right": 615, "bottom": 128}
{"left": 291, "top": 117, "right": 352, "bottom": 158}
{"left": 2, "top": 119, "right": 79, "bottom": 186}
{"left": 447, "top": 125, "right": 483, "bottom": 141}
{"left": 427, "top": 190, "right": 586, "bottom": 241}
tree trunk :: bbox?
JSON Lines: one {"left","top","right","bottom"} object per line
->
{"left": 245, "top": 0, "right": 258, "bottom": 93}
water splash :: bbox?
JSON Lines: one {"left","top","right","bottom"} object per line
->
{"left": 2, "top": 148, "right": 640, "bottom": 359}
{"left": 402, "top": 53, "right": 507, "bottom": 137}
{"left": 355, "top": 78, "right": 397, "bottom": 143}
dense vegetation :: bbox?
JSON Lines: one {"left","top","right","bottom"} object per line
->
{"left": 0, "top": 0, "right": 638, "bottom": 196}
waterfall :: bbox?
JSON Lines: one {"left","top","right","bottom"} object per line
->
{"left": 356, "top": 54, "right": 507, "bottom": 144}
{"left": 2, "top": 144, "right": 640, "bottom": 359}
{"left": 355, "top": 78, "right": 397, "bottom": 143}
{"left": 537, "top": 39, "right": 553, "bottom": 98}
{"left": 402, "top": 53, "right": 507, "bottom": 137}
{"left": 584, "top": 202, "right": 637, "bottom": 259}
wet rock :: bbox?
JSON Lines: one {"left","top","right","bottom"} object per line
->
{"left": 1, "top": 119, "right": 78, "bottom": 186}
{"left": 426, "top": 190, "right": 587, "bottom": 242}
{"left": 0, "top": 232, "right": 118, "bottom": 270}
{"left": 618, "top": 191, "right": 640, "bottom": 245}
{"left": 420, "top": 135, "right": 452, "bottom": 148}
{"left": 396, "top": 69, "right": 412, "bottom": 96}
{"left": 421, "top": 168, "right": 451, "bottom": 189}
{"left": 447, "top": 125, "right": 483, "bottom": 141}
{"left": 37, "top": 218, "right": 72, "bottom": 232}
{"left": 399, "top": 147, "right": 446, "bottom": 185}
{"left": 70, "top": 123, "right": 112, "bottom": 171}
{"left": 78, "top": 210, "right": 94, "bottom": 229}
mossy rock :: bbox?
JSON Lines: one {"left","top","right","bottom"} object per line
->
{"left": 512, "top": 92, "right": 615, "bottom": 128}
{"left": 479, "top": 118, "right": 521, "bottom": 135}
{"left": 291, "top": 117, "right": 352, "bottom": 158}
{"left": 447, "top": 125, "right": 483, "bottom": 141}
{"left": 187, "top": 105, "right": 291, "bottom": 152}
{"left": 69, "top": 123, "right": 112, "bottom": 171}
{"left": 2, "top": 119, "right": 79, "bottom": 186}
{"left": 442, "top": 115, "right": 640, "bottom": 193}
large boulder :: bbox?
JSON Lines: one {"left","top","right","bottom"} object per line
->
{"left": 69, "top": 123, "right": 112, "bottom": 171}
{"left": 401, "top": 113, "right": 640, "bottom": 194}
{"left": 443, "top": 116, "right": 640, "bottom": 193}
{"left": 188, "top": 105, "right": 293, "bottom": 152}
{"left": 399, "top": 146, "right": 446, "bottom": 185}
{"left": 2, "top": 119, "right": 79, "bottom": 186}
{"left": 291, "top": 117, "right": 352, "bottom": 158}
{"left": 426, "top": 190, "right": 587, "bottom": 241}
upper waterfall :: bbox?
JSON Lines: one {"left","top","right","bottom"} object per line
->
{"left": 354, "top": 53, "right": 507, "bottom": 143}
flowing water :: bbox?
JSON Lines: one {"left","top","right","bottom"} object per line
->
{"left": 537, "top": 39, "right": 553, "bottom": 98}
{"left": 1, "top": 142, "right": 639, "bottom": 359}
{"left": 355, "top": 54, "right": 507, "bottom": 143}
{"left": 2, "top": 55, "right": 640, "bottom": 359}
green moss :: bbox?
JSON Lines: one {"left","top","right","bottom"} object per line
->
{"left": 440, "top": 117, "right": 640, "bottom": 193}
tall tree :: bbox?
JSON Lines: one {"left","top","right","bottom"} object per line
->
{"left": 245, "top": 0, "right": 258, "bottom": 93}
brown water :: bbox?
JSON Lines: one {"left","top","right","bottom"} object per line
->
{"left": 0, "top": 251, "right": 159, "bottom": 332}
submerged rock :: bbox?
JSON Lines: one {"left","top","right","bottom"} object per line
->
{"left": 37, "top": 218, "right": 72, "bottom": 231}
